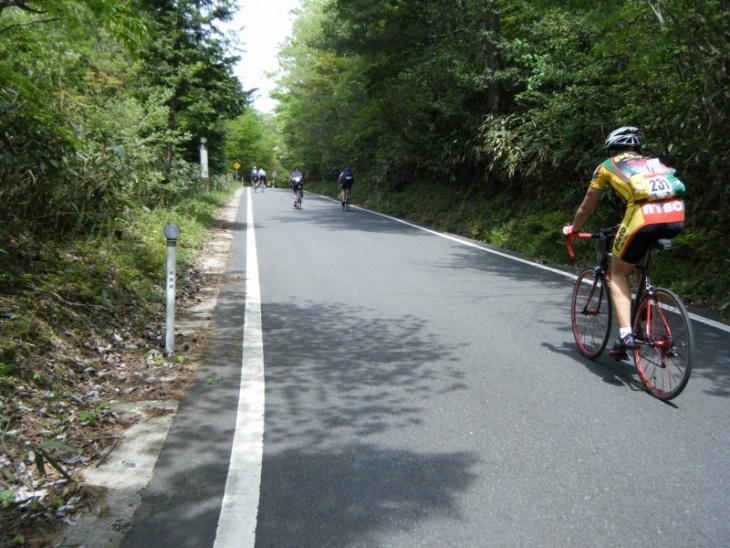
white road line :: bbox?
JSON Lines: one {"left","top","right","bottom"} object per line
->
{"left": 331, "top": 197, "right": 730, "bottom": 334}
{"left": 214, "top": 188, "right": 265, "bottom": 548}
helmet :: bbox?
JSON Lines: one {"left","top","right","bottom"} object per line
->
{"left": 603, "top": 126, "right": 642, "bottom": 151}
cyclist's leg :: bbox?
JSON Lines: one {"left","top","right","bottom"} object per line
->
{"left": 608, "top": 206, "right": 649, "bottom": 355}
{"left": 343, "top": 182, "right": 351, "bottom": 205}
{"left": 610, "top": 257, "right": 634, "bottom": 331}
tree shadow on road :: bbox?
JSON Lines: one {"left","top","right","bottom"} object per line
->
{"left": 123, "top": 280, "right": 478, "bottom": 546}
{"left": 257, "top": 445, "right": 478, "bottom": 547}
{"left": 260, "top": 299, "right": 468, "bottom": 445}
{"left": 255, "top": 298, "right": 479, "bottom": 545}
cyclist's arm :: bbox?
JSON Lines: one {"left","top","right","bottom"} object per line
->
{"left": 569, "top": 186, "right": 602, "bottom": 233}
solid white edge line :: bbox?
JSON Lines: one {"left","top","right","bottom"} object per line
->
{"left": 323, "top": 196, "right": 730, "bottom": 334}
{"left": 214, "top": 188, "right": 265, "bottom": 548}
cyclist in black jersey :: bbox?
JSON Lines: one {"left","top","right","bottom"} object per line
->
{"left": 289, "top": 168, "right": 304, "bottom": 208}
{"left": 338, "top": 166, "right": 354, "bottom": 207}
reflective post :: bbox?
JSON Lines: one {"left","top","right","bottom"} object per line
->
{"left": 164, "top": 222, "right": 181, "bottom": 356}
{"left": 200, "top": 137, "right": 209, "bottom": 180}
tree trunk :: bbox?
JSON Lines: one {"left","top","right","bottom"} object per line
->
{"left": 164, "top": 92, "right": 177, "bottom": 179}
{"left": 481, "top": 9, "right": 502, "bottom": 115}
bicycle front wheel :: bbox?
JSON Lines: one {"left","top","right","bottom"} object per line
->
{"left": 632, "top": 288, "right": 693, "bottom": 401}
{"left": 571, "top": 267, "right": 612, "bottom": 359}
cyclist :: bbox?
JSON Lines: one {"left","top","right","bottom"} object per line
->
{"left": 338, "top": 166, "right": 354, "bottom": 206}
{"left": 258, "top": 168, "right": 267, "bottom": 189}
{"left": 563, "top": 126, "right": 686, "bottom": 360}
{"left": 250, "top": 166, "right": 259, "bottom": 187}
{"left": 289, "top": 167, "right": 304, "bottom": 207}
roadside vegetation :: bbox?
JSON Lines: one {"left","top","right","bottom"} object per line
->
{"left": 0, "top": 176, "right": 237, "bottom": 544}
{"left": 0, "top": 0, "right": 248, "bottom": 543}
{"left": 2, "top": 0, "right": 729, "bottom": 543}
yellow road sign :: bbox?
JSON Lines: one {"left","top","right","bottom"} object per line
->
{"left": 233, "top": 162, "right": 240, "bottom": 170}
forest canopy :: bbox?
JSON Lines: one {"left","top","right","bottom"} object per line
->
{"left": 275, "top": 0, "right": 728, "bottom": 206}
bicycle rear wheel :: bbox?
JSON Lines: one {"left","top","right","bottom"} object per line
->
{"left": 632, "top": 288, "right": 693, "bottom": 401}
{"left": 571, "top": 267, "right": 612, "bottom": 359}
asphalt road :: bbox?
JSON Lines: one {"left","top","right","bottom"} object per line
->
{"left": 123, "top": 187, "right": 730, "bottom": 547}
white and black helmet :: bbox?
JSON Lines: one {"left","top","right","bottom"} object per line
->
{"left": 604, "top": 126, "right": 642, "bottom": 151}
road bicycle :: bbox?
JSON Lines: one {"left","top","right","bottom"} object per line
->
{"left": 566, "top": 227, "right": 694, "bottom": 401}
{"left": 253, "top": 179, "right": 265, "bottom": 192}
{"left": 342, "top": 187, "right": 351, "bottom": 211}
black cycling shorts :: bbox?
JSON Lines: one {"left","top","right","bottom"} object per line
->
{"left": 621, "top": 221, "right": 684, "bottom": 264}
{"left": 340, "top": 179, "right": 353, "bottom": 190}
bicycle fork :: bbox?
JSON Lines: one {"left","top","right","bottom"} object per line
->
{"left": 633, "top": 284, "right": 680, "bottom": 366}
{"left": 581, "top": 268, "right": 607, "bottom": 316}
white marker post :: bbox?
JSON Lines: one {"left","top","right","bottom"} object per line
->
{"left": 164, "top": 222, "right": 181, "bottom": 357}
{"left": 200, "top": 137, "right": 209, "bottom": 180}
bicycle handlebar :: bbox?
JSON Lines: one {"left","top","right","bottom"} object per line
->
{"left": 565, "top": 232, "right": 593, "bottom": 259}
{"left": 565, "top": 225, "right": 618, "bottom": 259}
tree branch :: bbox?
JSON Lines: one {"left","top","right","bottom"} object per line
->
{"left": 425, "top": 28, "right": 466, "bottom": 42}
{"left": 0, "top": 0, "right": 47, "bottom": 17}
{"left": 0, "top": 17, "right": 59, "bottom": 35}
{"left": 646, "top": 1, "right": 667, "bottom": 31}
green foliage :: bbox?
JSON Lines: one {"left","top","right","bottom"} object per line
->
{"left": 0, "top": 490, "right": 14, "bottom": 507}
{"left": 0, "top": 179, "right": 236, "bottom": 392}
{"left": 225, "top": 110, "right": 284, "bottom": 177}
{"left": 0, "top": 0, "right": 147, "bottom": 46}
{"left": 32, "top": 441, "right": 82, "bottom": 482}
{"left": 133, "top": 0, "right": 247, "bottom": 176}
{"left": 0, "top": 0, "right": 246, "bottom": 237}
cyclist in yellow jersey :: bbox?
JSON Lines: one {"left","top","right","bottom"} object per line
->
{"left": 563, "top": 126, "right": 686, "bottom": 359}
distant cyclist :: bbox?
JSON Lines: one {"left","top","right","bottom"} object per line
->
{"left": 250, "top": 166, "right": 259, "bottom": 187}
{"left": 338, "top": 166, "right": 354, "bottom": 207}
{"left": 289, "top": 167, "right": 304, "bottom": 207}
{"left": 563, "top": 126, "right": 686, "bottom": 360}
{"left": 258, "top": 168, "right": 267, "bottom": 189}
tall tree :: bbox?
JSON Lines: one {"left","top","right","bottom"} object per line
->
{"left": 134, "top": 0, "right": 247, "bottom": 178}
